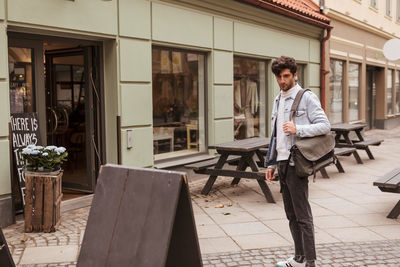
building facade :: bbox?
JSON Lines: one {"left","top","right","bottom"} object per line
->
{"left": 0, "top": 0, "right": 329, "bottom": 227}
{"left": 322, "top": 0, "right": 400, "bottom": 129}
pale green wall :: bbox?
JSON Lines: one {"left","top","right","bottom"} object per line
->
{"left": 152, "top": 2, "right": 213, "bottom": 48}
{"left": 119, "top": 0, "right": 151, "bottom": 39}
{"left": 119, "top": 39, "right": 151, "bottom": 82}
{"left": 0, "top": 0, "right": 323, "bottom": 173}
{"left": 118, "top": 36, "right": 153, "bottom": 167}
{"left": 7, "top": 0, "right": 118, "bottom": 35}
{"left": 234, "top": 22, "right": 310, "bottom": 61}
{"left": 0, "top": 24, "right": 6, "bottom": 80}
{"left": 213, "top": 17, "right": 233, "bottom": 51}
{"left": 104, "top": 40, "right": 119, "bottom": 164}
{"left": 0, "top": 22, "right": 10, "bottom": 196}
{"left": 0, "top": 0, "right": 4, "bottom": 21}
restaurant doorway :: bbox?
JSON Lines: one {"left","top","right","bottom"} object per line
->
{"left": 8, "top": 33, "right": 104, "bottom": 197}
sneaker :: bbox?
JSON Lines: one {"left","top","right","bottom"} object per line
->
{"left": 277, "top": 257, "right": 306, "bottom": 267}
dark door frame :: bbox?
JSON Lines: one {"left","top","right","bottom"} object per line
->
{"left": 8, "top": 32, "right": 106, "bottom": 192}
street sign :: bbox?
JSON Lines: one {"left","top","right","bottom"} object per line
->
{"left": 77, "top": 164, "right": 202, "bottom": 267}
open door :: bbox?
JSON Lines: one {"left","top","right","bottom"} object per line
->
{"left": 45, "top": 46, "right": 103, "bottom": 192}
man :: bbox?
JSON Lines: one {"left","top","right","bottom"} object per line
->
{"left": 265, "top": 56, "right": 330, "bottom": 267}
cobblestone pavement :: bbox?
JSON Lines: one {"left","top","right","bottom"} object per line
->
{"left": 202, "top": 239, "right": 400, "bottom": 267}
{"left": 3, "top": 207, "right": 89, "bottom": 266}
{"left": 3, "top": 126, "right": 400, "bottom": 266}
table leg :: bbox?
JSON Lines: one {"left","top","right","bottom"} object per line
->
{"left": 245, "top": 153, "right": 275, "bottom": 203}
{"left": 335, "top": 158, "right": 345, "bottom": 173}
{"left": 352, "top": 151, "right": 363, "bottom": 164}
{"left": 319, "top": 167, "right": 329, "bottom": 178}
{"left": 200, "top": 153, "right": 229, "bottom": 195}
{"left": 343, "top": 132, "right": 363, "bottom": 164}
{"left": 335, "top": 132, "right": 342, "bottom": 144}
{"left": 355, "top": 129, "right": 365, "bottom": 141}
{"left": 387, "top": 200, "right": 400, "bottom": 219}
{"left": 231, "top": 158, "right": 248, "bottom": 186}
{"left": 365, "top": 147, "right": 375, "bottom": 159}
{"left": 255, "top": 150, "right": 265, "bottom": 164}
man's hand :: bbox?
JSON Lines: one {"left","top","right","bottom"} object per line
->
{"left": 265, "top": 168, "right": 275, "bottom": 182}
{"left": 283, "top": 118, "right": 296, "bottom": 134}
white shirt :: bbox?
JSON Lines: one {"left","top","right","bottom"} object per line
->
{"left": 276, "top": 85, "right": 298, "bottom": 161}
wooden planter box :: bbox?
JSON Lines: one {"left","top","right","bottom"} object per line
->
{"left": 24, "top": 170, "right": 63, "bottom": 233}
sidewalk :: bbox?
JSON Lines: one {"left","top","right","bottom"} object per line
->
{"left": 3, "top": 126, "right": 400, "bottom": 266}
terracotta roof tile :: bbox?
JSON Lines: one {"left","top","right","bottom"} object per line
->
{"left": 271, "top": 0, "right": 329, "bottom": 22}
{"left": 239, "top": 0, "right": 330, "bottom": 27}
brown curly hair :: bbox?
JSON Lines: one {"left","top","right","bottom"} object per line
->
{"left": 271, "top": 56, "right": 297, "bottom": 76}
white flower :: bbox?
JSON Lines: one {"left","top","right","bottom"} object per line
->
{"left": 35, "top": 146, "right": 44, "bottom": 150}
{"left": 26, "top": 144, "right": 35, "bottom": 149}
{"left": 55, "top": 147, "right": 66, "bottom": 154}
{"left": 45, "top": 145, "right": 57, "bottom": 151}
{"left": 42, "top": 152, "right": 48, "bottom": 156}
{"left": 22, "top": 148, "right": 32, "bottom": 154}
{"left": 30, "top": 150, "right": 39, "bottom": 155}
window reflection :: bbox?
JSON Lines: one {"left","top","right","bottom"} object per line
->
{"left": 152, "top": 48, "right": 205, "bottom": 158}
{"left": 233, "top": 57, "right": 266, "bottom": 140}
{"left": 396, "top": 70, "right": 400, "bottom": 114}
{"left": 8, "top": 47, "right": 35, "bottom": 114}
{"left": 348, "top": 63, "right": 360, "bottom": 121}
{"left": 296, "top": 64, "right": 305, "bottom": 88}
{"left": 329, "top": 59, "right": 344, "bottom": 124}
{"left": 387, "top": 70, "right": 393, "bottom": 115}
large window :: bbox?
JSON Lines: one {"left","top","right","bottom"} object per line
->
{"left": 152, "top": 47, "right": 205, "bottom": 158}
{"left": 387, "top": 69, "right": 393, "bottom": 115}
{"left": 348, "top": 63, "right": 360, "bottom": 121}
{"left": 329, "top": 59, "right": 344, "bottom": 124}
{"left": 396, "top": 70, "right": 400, "bottom": 114}
{"left": 296, "top": 64, "right": 306, "bottom": 88}
{"left": 8, "top": 47, "right": 35, "bottom": 114}
{"left": 397, "top": 0, "right": 400, "bottom": 21}
{"left": 233, "top": 57, "right": 266, "bottom": 140}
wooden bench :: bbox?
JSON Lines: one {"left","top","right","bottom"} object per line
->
{"left": 354, "top": 138, "right": 383, "bottom": 159}
{"left": 319, "top": 147, "right": 357, "bottom": 178}
{"left": 373, "top": 168, "right": 400, "bottom": 219}
{"left": 185, "top": 155, "right": 266, "bottom": 180}
{"left": 185, "top": 155, "right": 241, "bottom": 172}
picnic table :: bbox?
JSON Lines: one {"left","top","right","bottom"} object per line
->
{"left": 185, "top": 137, "right": 275, "bottom": 203}
{"left": 331, "top": 123, "right": 383, "bottom": 164}
{"left": 373, "top": 168, "right": 400, "bottom": 219}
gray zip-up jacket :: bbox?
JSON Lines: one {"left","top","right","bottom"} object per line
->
{"left": 265, "top": 84, "right": 331, "bottom": 168}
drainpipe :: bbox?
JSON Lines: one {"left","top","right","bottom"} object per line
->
{"left": 320, "top": 0, "right": 331, "bottom": 110}
{"left": 321, "top": 27, "right": 331, "bottom": 110}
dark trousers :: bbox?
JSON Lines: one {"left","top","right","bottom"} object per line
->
{"left": 278, "top": 161, "right": 316, "bottom": 261}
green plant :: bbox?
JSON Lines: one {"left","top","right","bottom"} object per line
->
{"left": 21, "top": 145, "right": 68, "bottom": 172}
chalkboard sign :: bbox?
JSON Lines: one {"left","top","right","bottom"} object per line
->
{"left": 10, "top": 113, "right": 42, "bottom": 206}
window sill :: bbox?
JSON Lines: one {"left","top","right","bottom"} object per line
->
{"left": 154, "top": 152, "right": 216, "bottom": 169}
{"left": 386, "top": 114, "right": 397, "bottom": 118}
{"left": 349, "top": 120, "right": 364, "bottom": 124}
{"left": 369, "top": 6, "right": 379, "bottom": 13}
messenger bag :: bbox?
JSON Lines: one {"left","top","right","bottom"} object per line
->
{"left": 287, "top": 89, "right": 335, "bottom": 181}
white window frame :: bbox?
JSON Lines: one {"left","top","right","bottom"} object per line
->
{"left": 386, "top": 0, "right": 392, "bottom": 17}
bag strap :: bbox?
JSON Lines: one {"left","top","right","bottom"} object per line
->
{"left": 290, "top": 88, "right": 311, "bottom": 120}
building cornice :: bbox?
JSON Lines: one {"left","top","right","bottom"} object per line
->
{"left": 325, "top": 9, "right": 398, "bottom": 39}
